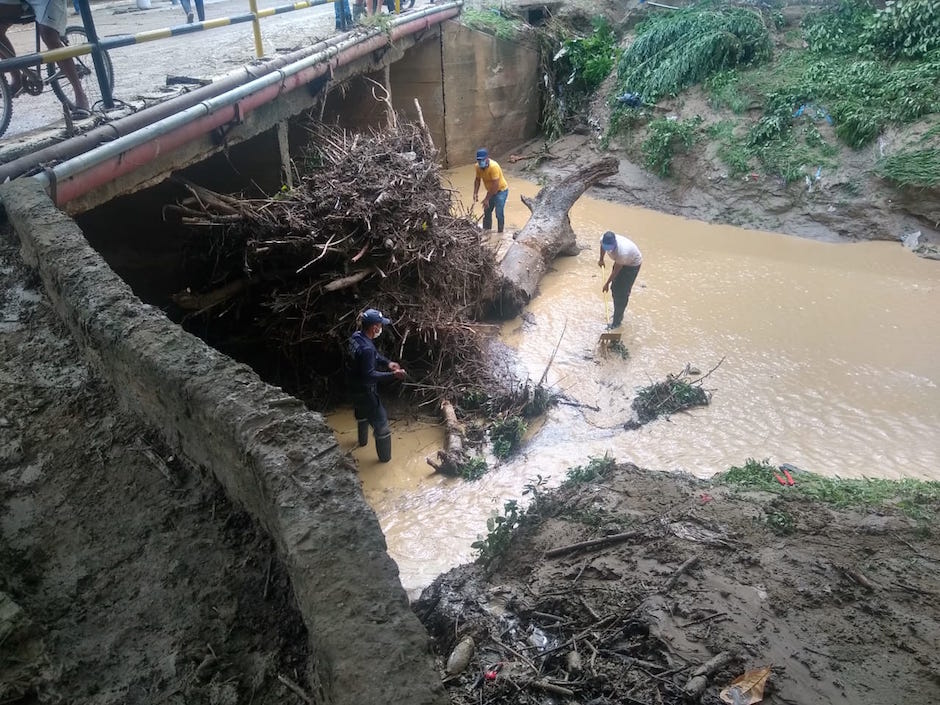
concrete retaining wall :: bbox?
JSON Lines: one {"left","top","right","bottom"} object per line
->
{"left": 0, "top": 179, "right": 448, "bottom": 705}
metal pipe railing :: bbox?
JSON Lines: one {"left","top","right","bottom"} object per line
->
{"left": 0, "top": 0, "right": 335, "bottom": 73}
{"left": 33, "top": 2, "right": 462, "bottom": 203}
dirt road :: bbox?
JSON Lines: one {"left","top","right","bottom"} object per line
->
{"left": 2, "top": 0, "right": 340, "bottom": 138}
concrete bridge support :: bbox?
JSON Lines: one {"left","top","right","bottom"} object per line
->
{"left": 0, "top": 178, "right": 450, "bottom": 705}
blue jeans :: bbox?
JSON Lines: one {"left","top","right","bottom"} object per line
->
{"left": 334, "top": 0, "right": 352, "bottom": 29}
{"left": 483, "top": 189, "right": 508, "bottom": 233}
{"left": 179, "top": 0, "right": 205, "bottom": 21}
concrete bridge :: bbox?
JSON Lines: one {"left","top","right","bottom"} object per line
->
{"left": 1, "top": 0, "right": 540, "bottom": 213}
{"left": 0, "top": 4, "right": 540, "bottom": 704}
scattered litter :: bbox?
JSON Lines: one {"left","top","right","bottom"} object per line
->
{"left": 719, "top": 666, "right": 772, "bottom": 704}
{"left": 793, "top": 103, "right": 833, "bottom": 125}
{"left": 616, "top": 92, "right": 644, "bottom": 108}
{"left": 445, "top": 636, "right": 475, "bottom": 675}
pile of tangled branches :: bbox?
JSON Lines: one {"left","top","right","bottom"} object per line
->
{"left": 168, "top": 120, "right": 504, "bottom": 408}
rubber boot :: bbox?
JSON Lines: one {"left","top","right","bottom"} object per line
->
{"left": 357, "top": 420, "right": 369, "bottom": 447}
{"left": 375, "top": 430, "right": 392, "bottom": 463}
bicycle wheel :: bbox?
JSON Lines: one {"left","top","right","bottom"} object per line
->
{"left": 0, "top": 74, "right": 11, "bottom": 138}
{"left": 49, "top": 26, "right": 114, "bottom": 113}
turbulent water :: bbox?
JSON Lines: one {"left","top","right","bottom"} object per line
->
{"left": 328, "top": 167, "right": 940, "bottom": 597}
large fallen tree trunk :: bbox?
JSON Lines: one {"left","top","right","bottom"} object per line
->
{"left": 490, "top": 157, "right": 619, "bottom": 318}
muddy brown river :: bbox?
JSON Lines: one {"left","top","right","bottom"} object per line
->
{"left": 329, "top": 167, "right": 940, "bottom": 598}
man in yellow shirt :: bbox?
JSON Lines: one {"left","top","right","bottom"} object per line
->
{"left": 472, "top": 148, "right": 509, "bottom": 233}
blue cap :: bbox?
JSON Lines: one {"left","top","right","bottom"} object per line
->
{"left": 476, "top": 148, "right": 489, "bottom": 167}
{"left": 361, "top": 308, "right": 391, "bottom": 326}
{"left": 601, "top": 231, "right": 617, "bottom": 251}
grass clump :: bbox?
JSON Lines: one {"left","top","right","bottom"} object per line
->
{"left": 461, "top": 6, "right": 523, "bottom": 40}
{"left": 716, "top": 458, "right": 940, "bottom": 519}
{"left": 563, "top": 454, "right": 617, "bottom": 487}
{"left": 876, "top": 147, "right": 940, "bottom": 188}
{"left": 616, "top": 6, "right": 771, "bottom": 102}
{"left": 642, "top": 116, "right": 703, "bottom": 177}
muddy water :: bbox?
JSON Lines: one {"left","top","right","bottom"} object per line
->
{"left": 329, "top": 167, "right": 940, "bottom": 598}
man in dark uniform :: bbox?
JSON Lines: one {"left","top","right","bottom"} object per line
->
{"left": 347, "top": 308, "right": 406, "bottom": 462}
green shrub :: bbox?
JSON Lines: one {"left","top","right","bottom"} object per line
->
{"left": 617, "top": 7, "right": 771, "bottom": 101}
{"left": 472, "top": 499, "right": 523, "bottom": 565}
{"left": 491, "top": 416, "right": 527, "bottom": 459}
{"left": 802, "top": 0, "right": 874, "bottom": 54}
{"left": 559, "top": 17, "right": 618, "bottom": 94}
{"left": 563, "top": 454, "right": 616, "bottom": 487}
{"left": 863, "top": 0, "right": 940, "bottom": 59}
{"left": 642, "top": 116, "right": 702, "bottom": 177}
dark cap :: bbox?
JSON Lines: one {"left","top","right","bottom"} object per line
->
{"left": 475, "top": 148, "right": 489, "bottom": 164}
{"left": 601, "top": 231, "right": 617, "bottom": 251}
{"left": 361, "top": 308, "right": 391, "bottom": 326}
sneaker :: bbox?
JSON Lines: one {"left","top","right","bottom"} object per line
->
{"left": 186, "top": 11, "right": 194, "bottom": 23}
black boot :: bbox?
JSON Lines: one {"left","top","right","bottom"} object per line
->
{"left": 375, "top": 430, "right": 392, "bottom": 463}
{"left": 357, "top": 420, "right": 369, "bottom": 447}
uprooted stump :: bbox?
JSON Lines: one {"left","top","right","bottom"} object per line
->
{"left": 489, "top": 157, "right": 619, "bottom": 319}
{"left": 627, "top": 362, "right": 720, "bottom": 428}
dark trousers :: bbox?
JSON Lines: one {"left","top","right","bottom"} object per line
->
{"left": 352, "top": 386, "right": 389, "bottom": 435}
{"left": 611, "top": 264, "right": 641, "bottom": 326}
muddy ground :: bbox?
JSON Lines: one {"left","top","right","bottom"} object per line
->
{"left": 0, "top": 226, "right": 312, "bottom": 703}
{"left": 416, "top": 462, "right": 940, "bottom": 705}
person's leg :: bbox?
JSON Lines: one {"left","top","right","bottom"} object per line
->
{"left": 178, "top": 0, "right": 193, "bottom": 22}
{"left": 482, "top": 199, "right": 494, "bottom": 231}
{"left": 38, "top": 25, "right": 88, "bottom": 111}
{"left": 0, "top": 23, "right": 21, "bottom": 95}
{"left": 493, "top": 189, "right": 508, "bottom": 233}
{"left": 194, "top": 0, "right": 205, "bottom": 21}
{"left": 369, "top": 395, "right": 391, "bottom": 462}
{"left": 610, "top": 264, "right": 640, "bottom": 327}
{"left": 334, "top": 0, "right": 343, "bottom": 29}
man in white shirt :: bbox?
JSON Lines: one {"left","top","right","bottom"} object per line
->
{"left": 598, "top": 230, "right": 642, "bottom": 330}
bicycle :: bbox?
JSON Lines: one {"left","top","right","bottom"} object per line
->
{"left": 0, "top": 5, "right": 114, "bottom": 138}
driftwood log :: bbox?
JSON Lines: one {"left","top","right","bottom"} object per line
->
{"left": 426, "top": 400, "right": 468, "bottom": 475}
{"left": 490, "top": 157, "right": 619, "bottom": 318}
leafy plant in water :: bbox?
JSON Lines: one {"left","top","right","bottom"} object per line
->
{"left": 642, "top": 116, "right": 703, "bottom": 177}
{"left": 563, "top": 454, "right": 617, "bottom": 487}
{"left": 491, "top": 416, "right": 527, "bottom": 459}
{"left": 471, "top": 499, "right": 523, "bottom": 566}
{"left": 458, "top": 455, "right": 489, "bottom": 481}
{"left": 617, "top": 6, "right": 771, "bottom": 102}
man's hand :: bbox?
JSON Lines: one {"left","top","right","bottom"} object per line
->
{"left": 598, "top": 258, "right": 605, "bottom": 268}
{"left": 388, "top": 362, "right": 401, "bottom": 372}
{"left": 472, "top": 193, "right": 479, "bottom": 203}
{"left": 602, "top": 281, "right": 610, "bottom": 293}
{"left": 482, "top": 196, "right": 491, "bottom": 208}
{"left": 393, "top": 368, "right": 407, "bottom": 380}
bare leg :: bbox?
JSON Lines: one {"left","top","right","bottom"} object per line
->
{"left": 39, "top": 26, "right": 88, "bottom": 111}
